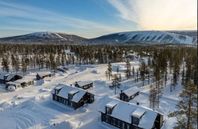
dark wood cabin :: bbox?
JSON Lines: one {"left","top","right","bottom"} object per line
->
{"left": 6, "top": 75, "right": 35, "bottom": 90}
{"left": 0, "top": 73, "right": 22, "bottom": 84}
{"left": 99, "top": 98, "right": 164, "bottom": 129}
{"left": 36, "top": 72, "right": 54, "bottom": 80}
{"left": 74, "top": 81, "right": 93, "bottom": 90}
{"left": 52, "top": 84, "right": 94, "bottom": 109}
{"left": 120, "top": 87, "right": 140, "bottom": 102}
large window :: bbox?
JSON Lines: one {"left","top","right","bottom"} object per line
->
{"left": 106, "top": 107, "right": 113, "bottom": 114}
{"left": 132, "top": 116, "right": 139, "bottom": 125}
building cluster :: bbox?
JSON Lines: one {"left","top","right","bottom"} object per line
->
{"left": 0, "top": 71, "right": 54, "bottom": 91}
{"left": 51, "top": 82, "right": 164, "bottom": 129}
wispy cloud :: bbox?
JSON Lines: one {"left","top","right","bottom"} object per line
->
{"left": 107, "top": 0, "right": 197, "bottom": 30}
{"left": 0, "top": 1, "right": 132, "bottom": 38}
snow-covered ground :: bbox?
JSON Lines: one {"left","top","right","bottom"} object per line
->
{"left": 0, "top": 62, "right": 182, "bottom": 129}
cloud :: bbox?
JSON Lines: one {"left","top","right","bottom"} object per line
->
{"left": 0, "top": 1, "right": 131, "bottom": 38}
{"left": 107, "top": 0, "right": 197, "bottom": 30}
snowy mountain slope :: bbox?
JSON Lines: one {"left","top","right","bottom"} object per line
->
{"left": 0, "top": 32, "right": 87, "bottom": 44}
{"left": 0, "top": 30, "right": 196, "bottom": 45}
{"left": 91, "top": 31, "right": 196, "bottom": 45}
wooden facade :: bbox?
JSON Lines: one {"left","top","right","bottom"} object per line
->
{"left": 120, "top": 87, "right": 140, "bottom": 102}
{"left": 52, "top": 85, "right": 94, "bottom": 109}
{"left": 6, "top": 78, "right": 34, "bottom": 89}
{"left": 101, "top": 112, "right": 163, "bottom": 129}
{"left": 36, "top": 72, "right": 53, "bottom": 80}
{"left": 99, "top": 98, "right": 164, "bottom": 129}
{"left": 74, "top": 81, "right": 93, "bottom": 90}
{"left": 0, "top": 73, "right": 22, "bottom": 84}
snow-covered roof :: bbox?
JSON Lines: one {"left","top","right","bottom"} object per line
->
{"left": 132, "top": 108, "right": 146, "bottom": 119}
{"left": 76, "top": 81, "right": 93, "bottom": 87}
{"left": 106, "top": 101, "right": 119, "bottom": 108}
{"left": 65, "top": 50, "right": 75, "bottom": 55}
{"left": 69, "top": 90, "right": 79, "bottom": 95}
{"left": 54, "top": 84, "right": 87, "bottom": 103}
{"left": 6, "top": 81, "right": 21, "bottom": 87}
{"left": 37, "top": 71, "right": 52, "bottom": 77}
{"left": 14, "top": 75, "right": 35, "bottom": 83}
{"left": 0, "top": 73, "right": 22, "bottom": 80}
{"left": 122, "top": 86, "right": 140, "bottom": 97}
{"left": 98, "top": 97, "right": 160, "bottom": 129}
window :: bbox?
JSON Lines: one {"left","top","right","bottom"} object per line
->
{"left": 106, "top": 107, "right": 113, "bottom": 114}
{"left": 132, "top": 116, "right": 139, "bottom": 125}
{"left": 126, "top": 124, "right": 130, "bottom": 129}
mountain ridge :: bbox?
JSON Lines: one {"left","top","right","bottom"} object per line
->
{"left": 0, "top": 30, "right": 197, "bottom": 45}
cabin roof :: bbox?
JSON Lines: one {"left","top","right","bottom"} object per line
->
{"left": 99, "top": 97, "right": 160, "bottom": 129}
{"left": 76, "top": 81, "right": 92, "bottom": 87}
{"left": 54, "top": 84, "right": 87, "bottom": 103}
{"left": 132, "top": 108, "right": 146, "bottom": 119}
{"left": 122, "top": 86, "right": 140, "bottom": 97}
{"left": 36, "top": 71, "right": 52, "bottom": 77}
{"left": 0, "top": 73, "right": 22, "bottom": 81}
{"left": 14, "top": 75, "right": 35, "bottom": 83}
{"left": 6, "top": 81, "right": 21, "bottom": 86}
{"left": 106, "top": 101, "right": 119, "bottom": 108}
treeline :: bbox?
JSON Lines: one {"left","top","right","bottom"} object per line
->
{"left": 0, "top": 44, "right": 197, "bottom": 81}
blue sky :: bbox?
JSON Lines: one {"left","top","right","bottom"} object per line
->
{"left": 0, "top": 0, "right": 197, "bottom": 38}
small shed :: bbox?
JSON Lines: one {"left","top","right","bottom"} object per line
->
{"left": 120, "top": 87, "right": 140, "bottom": 102}
{"left": 36, "top": 71, "right": 54, "bottom": 80}
{"left": 74, "top": 81, "right": 93, "bottom": 90}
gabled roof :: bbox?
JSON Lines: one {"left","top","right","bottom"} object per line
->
{"left": 0, "top": 72, "right": 22, "bottom": 81}
{"left": 36, "top": 71, "right": 52, "bottom": 77}
{"left": 54, "top": 84, "right": 87, "bottom": 103}
{"left": 132, "top": 108, "right": 146, "bottom": 119}
{"left": 15, "top": 75, "right": 35, "bottom": 83}
{"left": 122, "top": 86, "right": 140, "bottom": 97}
{"left": 75, "top": 81, "right": 93, "bottom": 87}
{"left": 106, "top": 101, "right": 119, "bottom": 108}
{"left": 99, "top": 97, "right": 161, "bottom": 129}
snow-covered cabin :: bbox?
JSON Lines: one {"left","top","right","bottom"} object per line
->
{"left": 99, "top": 97, "right": 164, "bottom": 129}
{"left": 120, "top": 87, "right": 140, "bottom": 102}
{"left": 36, "top": 71, "right": 54, "bottom": 80}
{"left": 64, "top": 49, "right": 75, "bottom": 56}
{"left": 0, "top": 73, "right": 22, "bottom": 84}
{"left": 125, "top": 53, "right": 139, "bottom": 61}
{"left": 74, "top": 81, "right": 93, "bottom": 90}
{"left": 6, "top": 75, "right": 35, "bottom": 91}
{"left": 52, "top": 84, "right": 94, "bottom": 109}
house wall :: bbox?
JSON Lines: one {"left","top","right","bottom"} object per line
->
{"left": 120, "top": 92, "right": 139, "bottom": 102}
{"left": 52, "top": 93, "right": 94, "bottom": 109}
{"left": 120, "top": 93, "right": 129, "bottom": 102}
{"left": 0, "top": 79, "right": 5, "bottom": 84}
{"left": 101, "top": 113, "right": 142, "bottom": 129}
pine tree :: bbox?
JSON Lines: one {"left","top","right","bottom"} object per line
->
{"left": 21, "top": 57, "right": 27, "bottom": 75}
{"left": 107, "top": 62, "right": 112, "bottom": 80}
{"left": 1, "top": 56, "right": 9, "bottom": 72}
{"left": 140, "top": 61, "right": 147, "bottom": 86}
{"left": 175, "top": 80, "right": 197, "bottom": 129}
{"left": 112, "top": 74, "right": 120, "bottom": 94}
{"left": 125, "top": 59, "right": 131, "bottom": 79}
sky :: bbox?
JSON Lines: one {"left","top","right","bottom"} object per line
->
{"left": 0, "top": 0, "right": 197, "bottom": 38}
